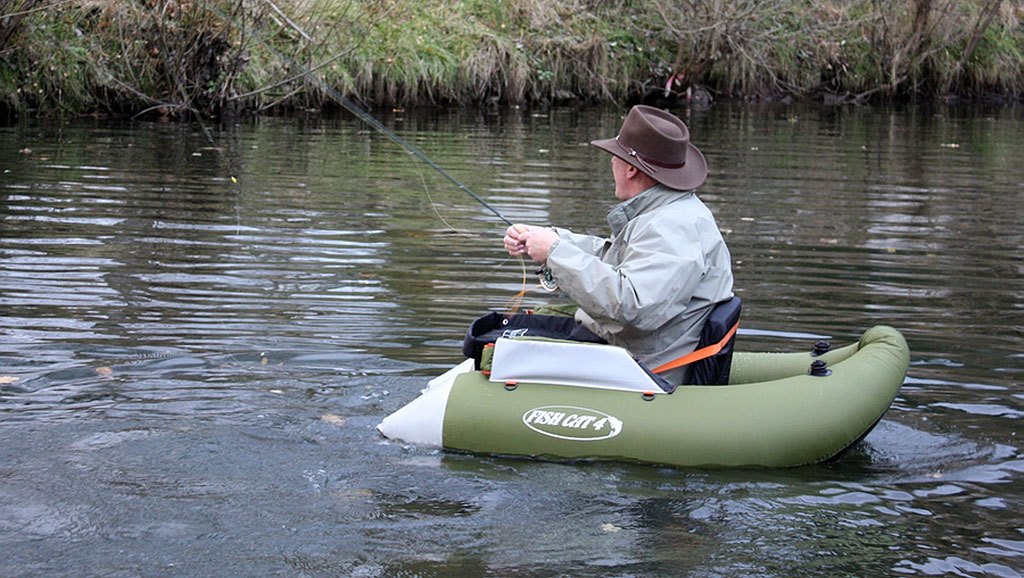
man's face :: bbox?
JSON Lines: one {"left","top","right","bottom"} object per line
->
{"left": 611, "top": 156, "right": 633, "bottom": 201}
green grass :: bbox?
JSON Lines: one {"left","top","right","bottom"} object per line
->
{"left": 1, "top": 0, "right": 1021, "bottom": 118}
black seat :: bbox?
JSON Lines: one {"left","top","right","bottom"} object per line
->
{"left": 689, "top": 296, "right": 741, "bottom": 385}
{"left": 462, "top": 311, "right": 605, "bottom": 369}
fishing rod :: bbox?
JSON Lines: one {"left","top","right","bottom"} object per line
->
{"left": 206, "top": 3, "right": 558, "bottom": 295}
{"left": 209, "top": 2, "right": 513, "bottom": 227}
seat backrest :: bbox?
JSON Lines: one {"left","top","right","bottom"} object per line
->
{"left": 689, "top": 296, "right": 741, "bottom": 385}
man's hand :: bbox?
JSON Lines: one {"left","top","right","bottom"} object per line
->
{"left": 504, "top": 224, "right": 557, "bottom": 264}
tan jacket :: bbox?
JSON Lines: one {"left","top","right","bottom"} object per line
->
{"left": 546, "top": 184, "right": 734, "bottom": 384}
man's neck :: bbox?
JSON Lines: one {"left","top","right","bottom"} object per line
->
{"left": 619, "top": 175, "right": 659, "bottom": 200}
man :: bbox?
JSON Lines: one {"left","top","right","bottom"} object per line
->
{"left": 503, "top": 105, "right": 734, "bottom": 385}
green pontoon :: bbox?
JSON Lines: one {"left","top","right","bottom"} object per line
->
{"left": 378, "top": 325, "right": 909, "bottom": 468}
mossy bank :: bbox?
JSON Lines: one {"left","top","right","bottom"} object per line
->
{"left": 2, "top": 0, "right": 1022, "bottom": 118}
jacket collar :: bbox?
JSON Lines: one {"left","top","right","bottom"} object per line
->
{"left": 606, "top": 184, "right": 694, "bottom": 235}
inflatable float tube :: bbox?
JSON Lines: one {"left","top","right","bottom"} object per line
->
{"left": 378, "top": 325, "right": 909, "bottom": 468}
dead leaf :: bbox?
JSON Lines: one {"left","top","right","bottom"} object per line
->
{"left": 96, "top": 367, "right": 113, "bottom": 376}
{"left": 321, "top": 413, "right": 347, "bottom": 427}
{"left": 0, "top": 376, "right": 20, "bottom": 384}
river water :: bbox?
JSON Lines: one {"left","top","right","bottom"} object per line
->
{"left": 1, "top": 104, "right": 1021, "bottom": 577}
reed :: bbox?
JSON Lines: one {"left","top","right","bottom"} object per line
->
{"left": 1, "top": 0, "right": 1020, "bottom": 117}
{"left": 647, "top": 0, "right": 1023, "bottom": 102}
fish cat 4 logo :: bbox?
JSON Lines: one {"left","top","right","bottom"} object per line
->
{"left": 522, "top": 406, "right": 623, "bottom": 441}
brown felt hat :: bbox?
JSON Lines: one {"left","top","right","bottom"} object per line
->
{"left": 590, "top": 105, "right": 707, "bottom": 191}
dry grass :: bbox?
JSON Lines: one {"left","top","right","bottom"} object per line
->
{"left": 1, "top": 0, "right": 1020, "bottom": 117}
{"left": 647, "top": 0, "right": 1023, "bottom": 102}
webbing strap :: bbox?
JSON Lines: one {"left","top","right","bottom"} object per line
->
{"left": 652, "top": 320, "right": 740, "bottom": 374}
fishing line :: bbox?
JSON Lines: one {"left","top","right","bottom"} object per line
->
{"left": 417, "top": 172, "right": 461, "bottom": 234}
{"left": 205, "top": 2, "right": 513, "bottom": 227}
{"left": 204, "top": 2, "right": 555, "bottom": 311}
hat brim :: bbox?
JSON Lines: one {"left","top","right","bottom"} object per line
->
{"left": 590, "top": 137, "right": 707, "bottom": 191}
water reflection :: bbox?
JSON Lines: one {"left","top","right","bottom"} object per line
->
{"left": 1, "top": 105, "right": 1022, "bottom": 576}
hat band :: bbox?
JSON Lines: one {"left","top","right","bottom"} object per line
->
{"left": 616, "top": 136, "right": 686, "bottom": 174}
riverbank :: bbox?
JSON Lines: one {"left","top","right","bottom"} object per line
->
{"left": 2, "top": 0, "right": 1022, "bottom": 118}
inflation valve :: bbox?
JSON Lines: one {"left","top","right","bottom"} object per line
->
{"left": 808, "top": 359, "right": 832, "bottom": 377}
{"left": 811, "top": 341, "right": 831, "bottom": 356}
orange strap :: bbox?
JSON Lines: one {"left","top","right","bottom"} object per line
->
{"left": 651, "top": 320, "right": 740, "bottom": 374}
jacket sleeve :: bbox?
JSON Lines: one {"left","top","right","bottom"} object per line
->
{"left": 547, "top": 216, "right": 707, "bottom": 333}
{"left": 550, "top": 227, "right": 611, "bottom": 258}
